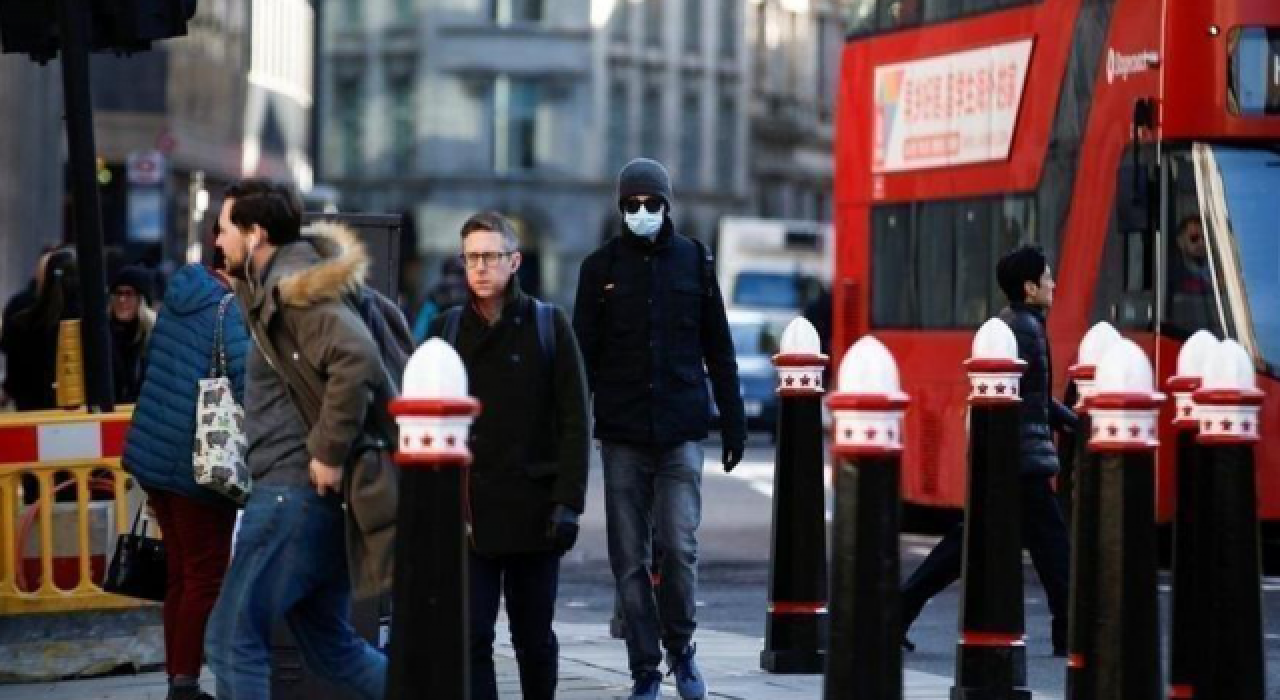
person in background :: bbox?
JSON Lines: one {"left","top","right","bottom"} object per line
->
{"left": 411, "top": 255, "right": 469, "bottom": 344}
{"left": 108, "top": 265, "right": 157, "bottom": 404}
{"left": 0, "top": 248, "right": 81, "bottom": 410}
{"left": 1, "top": 247, "right": 54, "bottom": 408}
{"left": 122, "top": 251, "right": 248, "bottom": 700}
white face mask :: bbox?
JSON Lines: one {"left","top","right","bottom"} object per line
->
{"left": 625, "top": 208, "right": 664, "bottom": 238}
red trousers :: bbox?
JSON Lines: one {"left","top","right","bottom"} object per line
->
{"left": 145, "top": 489, "right": 236, "bottom": 678}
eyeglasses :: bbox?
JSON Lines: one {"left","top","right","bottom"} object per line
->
{"left": 460, "top": 251, "right": 514, "bottom": 269}
{"left": 111, "top": 289, "right": 138, "bottom": 299}
{"left": 622, "top": 198, "right": 664, "bottom": 215}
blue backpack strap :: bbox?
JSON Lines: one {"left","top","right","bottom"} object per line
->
{"left": 441, "top": 307, "right": 463, "bottom": 347}
{"left": 533, "top": 299, "right": 557, "bottom": 363}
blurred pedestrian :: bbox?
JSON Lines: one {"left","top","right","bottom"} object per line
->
{"left": 121, "top": 255, "right": 248, "bottom": 700}
{"left": 573, "top": 158, "right": 746, "bottom": 700}
{"left": 411, "top": 255, "right": 468, "bottom": 344}
{"left": 1, "top": 247, "right": 54, "bottom": 408}
{"left": 108, "top": 265, "right": 156, "bottom": 404}
{"left": 429, "top": 211, "right": 590, "bottom": 700}
{"left": 0, "top": 248, "right": 81, "bottom": 410}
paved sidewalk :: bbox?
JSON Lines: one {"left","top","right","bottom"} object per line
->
{"left": 0, "top": 620, "right": 1056, "bottom": 700}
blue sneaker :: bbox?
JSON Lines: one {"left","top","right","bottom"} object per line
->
{"left": 667, "top": 644, "right": 707, "bottom": 699}
{"left": 630, "top": 671, "right": 663, "bottom": 699}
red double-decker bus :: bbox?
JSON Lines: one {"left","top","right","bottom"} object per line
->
{"left": 832, "top": 0, "right": 1280, "bottom": 522}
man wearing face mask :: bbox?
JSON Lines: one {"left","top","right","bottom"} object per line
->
{"left": 573, "top": 158, "right": 746, "bottom": 700}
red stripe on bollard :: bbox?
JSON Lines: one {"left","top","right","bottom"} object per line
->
{"left": 768, "top": 602, "right": 828, "bottom": 615}
{"left": 1067, "top": 654, "right": 1086, "bottom": 669}
{"left": 959, "top": 631, "right": 1026, "bottom": 647}
{"left": 1168, "top": 684, "right": 1194, "bottom": 699}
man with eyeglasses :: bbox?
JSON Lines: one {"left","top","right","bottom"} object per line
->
{"left": 573, "top": 158, "right": 746, "bottom": 700}
{"left": 427, "top": 211, "right": 590, "bottom": 700}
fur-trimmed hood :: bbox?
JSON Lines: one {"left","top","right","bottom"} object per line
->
{"left": 275, "top": 220, "right": 370, "bottom": 308}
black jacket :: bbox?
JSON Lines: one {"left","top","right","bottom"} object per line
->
{"left": 999, "top": 303, "right": 1076, "bottom": 476}
{"left": 428, "top": 282, "right": 590, "bottom": 556}
{"left": 573, "top": 224, "right": 746, "bottom": 449}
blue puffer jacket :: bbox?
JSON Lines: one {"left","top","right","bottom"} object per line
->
{"left": 122, "top": 265, "right": 248, "bottom": 502}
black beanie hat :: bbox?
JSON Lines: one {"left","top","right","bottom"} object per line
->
{"left": 617, "top": 158, "right": 675, "bottom": 212}
{"left": 110, "top": 265, "right": 153, "bottom": 305}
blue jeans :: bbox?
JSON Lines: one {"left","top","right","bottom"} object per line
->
{"left": 602, "top": 441, "right": 703, "bottom": 676}
{"left": 470, "top": 550, "right": 560, "bottom": 700}
{"left": 204, "top": 484, "right": 387, "bottom": 700}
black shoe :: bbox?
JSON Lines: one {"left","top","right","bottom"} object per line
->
{"left": 902, "top": 635, "right": 916, "bottom": 652}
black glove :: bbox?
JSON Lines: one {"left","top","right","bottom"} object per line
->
{"left": 722, "top": 443, "right": 744, "bottom": 473}
{"left": 547, "top": 504, "right": 580, "bottom": 554}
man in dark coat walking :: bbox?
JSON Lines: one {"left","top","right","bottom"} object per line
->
{"left": 899, "top": 244, "right": 1075, "bottom": 656}
{"left": 429, "top": 211, "right": 590, "bottom": 700}
{"left": 573, "top": 158, "right": 746, "bottom": 700}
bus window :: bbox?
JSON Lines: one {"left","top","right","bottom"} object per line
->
{"left": 956, "top": 200, "right": 993, "bottom": 326}
{"left": 1162, "top": 150, "right": 1224, "bottom": 340}
{"left": 1093, "top": 149, "right": 1156, "bottom": 330}
{"left": 918, "top": 201, "right": 957, "bottom": 326}
{"left": 871, "top": 205, "right": 915, "bottom": 326}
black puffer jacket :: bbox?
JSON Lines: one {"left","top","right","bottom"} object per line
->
{"left": 998, "top": 303, "right": 1076, "bottom": 476}
{"left": 573, "top": 223, "right": 746, "bottom": 449}
{"left": 428, "top": 282, "right": 590, "bottom": 556}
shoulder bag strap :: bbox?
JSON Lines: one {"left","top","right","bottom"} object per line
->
{"left": 442, "top": 307, "right": 463, "bottom": 347}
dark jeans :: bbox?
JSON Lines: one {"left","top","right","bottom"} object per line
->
{"left": 901, "top": 475, "right": 1070, "bottom": 645}
{"left": 601, "top": 441, "right": 703, "bottom": 677}
{"left": 146, "top": 489, "right": 236, "bottom": 679}
{"left": 204, "top": 485, "right": 386, "bottom": 700}
{"left": 470, "top": 550, "right": 561, "bottom": 700}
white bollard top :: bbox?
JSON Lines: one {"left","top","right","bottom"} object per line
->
{"left": 1077, "top": 321, "right": 1121, "bottom": 369}
{"left": 1095, "top": 338, "right": 1155, "bottom": 394}
{"left": 402, "top": 338, "right": 469, "bottom": 400}
{"left": 837, "top": 335, "right": 904, "bottom": 397}
{"left": 1200, "top": 339, "right": 1257, "bottom": 391}
{"left": 971, "top": 318, "right": 1018, "bottom": 361}
{"left": 779, "top": 317, "right": 822, "bottom": 356}
{"left": 1175, "top": 330, "right": 1219, "bottom": 380}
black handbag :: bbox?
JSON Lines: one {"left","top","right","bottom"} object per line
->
{"left": 103, "top": 504, "right": 167, "bottom": 602}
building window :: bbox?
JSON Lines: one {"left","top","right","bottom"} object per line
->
{"left": 684, "top": 0, "right": 701, "bottom": 53}
{"left": 645, "top": 0, "right": 664, "bottom": 47}
{"left": 389, "top": 77, "right": 415, "bottom": 174}
{"left": 611, "top": 0, "right": 630, "bottom": 42}
{"left": 336, "top": 78, "right": 362, "bottom": 176}
{"left": 719, "top": 0, "right": 737, "bottom": 59}
{"left": 343, "top": 0, "right": 360, "bottom": 25}
{"left": 640, "top": 81, "right": 664, "bottom": 160}
{"left": 715, "top": 91, "right": 736, "bottom": 187}
{"left": 679, "top": 89, "right": 701, "bottom": 187}
{"left": 394, "top": 0, "right": 415, "bottom": 20}
{"left": 607, "top": 78, "right": 631, "bottom": 173}
{"left": 494, "top": 76, "right": 542, "bottom": 172}
{"left": 494, "top": 0, "right": 544, "bottom": 24}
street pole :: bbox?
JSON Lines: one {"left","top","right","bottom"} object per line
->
{"left": 1165, "top": 330, "right": 1217, "bottom": 700}
{"left": 762, "top": 317, "right": 829, "bottom": 674}
{"left": 1064, "top": 322, "right": 1120, "bottom": 700}
{"left": 823, "top": 335, "right": 908, "bottom": 700}
{"left": 387, "top": 339, "right": 480, "bottom": 700}
{"left": 952, "top": 319, "right": 1029, "bottom": 700}
{"left": 54, "top": 0, "right": 114, "bottom": 412}
{"left": 1192, "top": 339, "right": 1266, "bottom": 700}
{"left": 1082, "top": 339, "right": 1164, "bottom": 700}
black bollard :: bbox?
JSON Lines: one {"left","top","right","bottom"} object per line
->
{"left": 823, "top": 336, "right": 909, "bottom": 700}
{"left": 1080, "top": 339, "right": 1163, "bottom": 700}
{"left": 387, "top": 342, "right": 482, "bottom": 700}
{"left": 952, "top": 320, "right": 1029, "bottom": 700}
{"left": 762, "top": 320, "right": 830, "bottom": 674}
{"left": 1192, "top": 339, "right": 1266, "bottom": 700}
{"left": 1164, "top": 328, "right": 1217, "bottom": 700}
{"left": 1063, "top": 322, "right": 1118, "bottom": 700}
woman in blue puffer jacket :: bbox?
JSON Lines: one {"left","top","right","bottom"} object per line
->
{"left": 122, "top": 260, "right": 247, "bottom": 700}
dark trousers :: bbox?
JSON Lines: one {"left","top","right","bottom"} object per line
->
{"left": 145, "top": 488, "right": 236, "bottom": 679}
{"left": 470, "top": 550, "right": 561, "bottom": 700}
{"left": 901, "top": 475, "right": 1070, "bottom": 646}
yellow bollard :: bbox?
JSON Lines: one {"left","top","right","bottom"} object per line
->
{"left": 55, "top": 320, "right": 85, "bottom": 409}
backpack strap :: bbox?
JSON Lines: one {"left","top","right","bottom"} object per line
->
{"left": 533, "top": 299, "right": 557, "bottom": 363}
{"left": 441, "top": 307, "right": 463, "bottom": 347}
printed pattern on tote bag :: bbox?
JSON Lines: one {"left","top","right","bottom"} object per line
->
{"left": 193, "top": 295, "right": 251, "bottom": 503}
